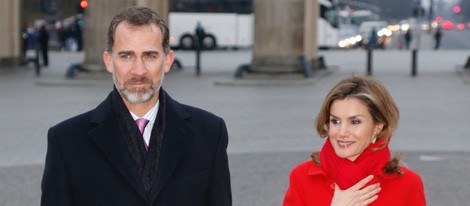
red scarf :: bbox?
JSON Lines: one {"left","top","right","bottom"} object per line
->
{"left": 320, "top": 137, "right": 390, "bottom": 190}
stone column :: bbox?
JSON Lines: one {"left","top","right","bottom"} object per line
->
{"left": 0, "top": 0, "right": 21, "bottom": 67}
{"left": 250, "top": 0, "right": 318, "bottom": 76}
{"left": 144, "top": 0, "right": 169, "bottom": 22}
{"left": 83, "top": 0, "right": 169, "bottom": 71}
{"left": 304, "top": 0, "right": 319, "bottom": 70}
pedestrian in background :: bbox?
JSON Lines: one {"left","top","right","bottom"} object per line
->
{"left": 38, "top": 24, "right": 49, "bottom": 67}
{"left": 41, "top": 6, "right": 231, "bottom": 205}
{"left": 195, "top": 21, "right": 206, "bottom": 49}
{"left": 434, "top": 27, "right": 442, "bottom": 50}
{"left": 283, "top": 75, "right": 426, "bottom": 206}
{"left": 368, "top": 28, "right": 377, "bottom": 50}
{"left": 404, "top": 29, "right": 412, "bottom": 50}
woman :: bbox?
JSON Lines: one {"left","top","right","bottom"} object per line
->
{"left": 283, "top": 75, "right": 426, "bottom": 206}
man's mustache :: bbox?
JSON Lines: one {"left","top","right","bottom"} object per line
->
{"left": 125, "top": 77, "right": 152, "bottom": 84}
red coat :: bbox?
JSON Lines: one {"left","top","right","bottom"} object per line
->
{"left": 283, "top": 161, "right": 426, "bottom": 206}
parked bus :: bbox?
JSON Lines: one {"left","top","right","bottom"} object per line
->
{"left": 168, "top": 0, "right": 339, "bottom": 50}
{"left": 168, "top": 12, "right": 253, "bottom": 50}
{"left": 318, "top": 0, "right": 340, "bottom": 49}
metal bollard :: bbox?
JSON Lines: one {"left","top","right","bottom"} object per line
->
{"left": 367, "top": 49, "right": 373, "bottom": 76}
{"left": 411, "top": 49, "right": 418, "bottom": 76}
{"left": 34, "top": 47, "right": 41, "bottom": 76}
{"left": 464, "top": 56, "right": 470, "bottom": 69}
{"left": 195, "top": 38, "right": 201, "bottom": 76}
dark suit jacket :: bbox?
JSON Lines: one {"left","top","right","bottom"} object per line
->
{"left": 41, "top": 90, "right": 231, "bottom": 205}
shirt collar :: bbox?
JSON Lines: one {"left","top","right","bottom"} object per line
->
{"left": 130, "top": 100, "right": 159, "bottom": 123}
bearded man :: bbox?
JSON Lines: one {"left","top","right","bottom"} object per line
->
{"left": 41, "top": 6, "right": 231, "bottom": 206}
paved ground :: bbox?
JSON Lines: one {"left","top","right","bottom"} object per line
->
{"left": 1, "top": 49, "right": 470, "bottom": 206}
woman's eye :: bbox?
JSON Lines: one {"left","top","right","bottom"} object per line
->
{"left": 351, "top": 120, "right": 361, "bottom": 124}
{"left": 329, "top": 119, "right": 340, "bottom": 124}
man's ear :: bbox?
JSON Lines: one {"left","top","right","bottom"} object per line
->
{"left": 103, "top": 51, "right": 113, "bottom": 73}
{"left": 164, "top": 50, "right": 175, "bottom": 73}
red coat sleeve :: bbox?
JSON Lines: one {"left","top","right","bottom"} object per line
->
{"left": 283, "top": 164, "right": 306, "bottom": 206}
{"left": 407, "top": 171, "right": 427, "bottom": 206}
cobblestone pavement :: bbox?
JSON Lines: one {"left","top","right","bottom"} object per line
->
{"left": 1, "top": 50, "right": 469, "bottom": 206}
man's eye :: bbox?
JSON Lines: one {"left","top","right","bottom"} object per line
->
{"left": 145, "top": 54, "right": 158, "bottom": 60}
{"left": 120, "top": 54, "right": 131, "bottom": 59}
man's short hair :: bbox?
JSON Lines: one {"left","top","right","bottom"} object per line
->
{"left": 106, "top": 6, "right": 170, "bottom": 54}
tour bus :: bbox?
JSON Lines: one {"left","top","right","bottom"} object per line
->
{"left": 168, "top": 12, "right": 253, "bottom": 50}
{"left": 318, "top": 0, "right": 340, "bottom": 49}
{"left": 168, "top": 0, "right": 339, "bottom": 50}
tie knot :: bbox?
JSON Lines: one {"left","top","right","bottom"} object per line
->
{"left": 135, "top": 118, "right": 149, "bottom": 134}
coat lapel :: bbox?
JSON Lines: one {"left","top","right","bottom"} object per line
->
{"left": 149, "top": 91, "right": 194, "bottom": 203}
{"left": 88, "top": 94, "right": 147, "bottom": 200}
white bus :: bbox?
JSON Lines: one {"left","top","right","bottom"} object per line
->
{"left": 318, "top": 0, "right": 340, "bottom": 49}
{"left": 168, "top": 12, "right": 253, "bottom": 50}
{"left": 168, "top": 0, "right": 339, "bottom": 50}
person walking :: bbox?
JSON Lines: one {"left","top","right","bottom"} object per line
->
{"left": 404, "top": 29, "right": 412, "bottom": 50}
{"left": 41, "top": 6, "right": 232, "bottom": 205}
{"left": 283, "top": 75, "right": 426, "bottom": 206}
{"left": 434, "top": 27, "right": 442, "bottom": 50}
{"left": 38, "top": 24, "right": 49, "bottom": 67}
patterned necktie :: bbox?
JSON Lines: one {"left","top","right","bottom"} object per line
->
{"left": 135, "top": 118, "right": 150, "bottom": 151}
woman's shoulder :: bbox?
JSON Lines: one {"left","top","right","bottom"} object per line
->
{"left": 382, "top": 166, "right": 424, "bottom": 188}
{"left": 290, "top": 160, "right": 326, "bottom": 177}
{"left": 398, "top": 166, "right": 424, "bottom": 181}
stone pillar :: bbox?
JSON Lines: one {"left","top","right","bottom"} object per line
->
{"left": 144, "top": 0, "right": 169, "bottom": 22}
{"left": 83, "top": 0, "right": 169, "bottom": 71}
{"left": 250, "top": 0, "right": 318, "bottom": 76}
{"left": 304, "top": 0, "right": 319, "bottom": 70}
{"left": 0, "top": 0, "right": 21, "bottom": 67}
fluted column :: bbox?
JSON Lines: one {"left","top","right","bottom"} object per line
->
{"left": 250, "top": 0, "right": 318, "bottom": 75}
{"left": 0, "top": 0, "right": 20, "bottom": 67}
{"left": 83, "top": 0, "right": 169, "bottom": 71}
{"left": 304, "top": 0, "right": 319, "bottom": 70}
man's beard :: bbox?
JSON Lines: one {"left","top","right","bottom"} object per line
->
{"left": 113, "top": 74, "right": 164, "bottom": 104}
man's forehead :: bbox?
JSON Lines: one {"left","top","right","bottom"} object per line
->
{"left": 117, "top": 21, "right": 160, "bottom": 32}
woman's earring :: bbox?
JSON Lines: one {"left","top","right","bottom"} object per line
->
{"left": 371, "top": 135, "right": 377, "bottom": 144}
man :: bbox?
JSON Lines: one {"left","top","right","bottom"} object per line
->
{"left": 434, "top": 27, "right": 442, "bottom": 50}
{"left": 38, "top": 24, "right": 49, "bottom": 67}
{"left": 41, "top": 7, "right": 231, "bottom": 205}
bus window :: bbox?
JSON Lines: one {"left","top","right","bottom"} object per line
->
{"left": 320, "top": 4, "right": 339, "bottom": 29}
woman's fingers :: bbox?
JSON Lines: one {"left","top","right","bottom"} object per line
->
{"left": 351, "top": 175, "right": 374, "bottom": 190}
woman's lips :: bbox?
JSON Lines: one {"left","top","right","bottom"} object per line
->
{"left": 337, "top": 140, "right": 354, "bottom": 148}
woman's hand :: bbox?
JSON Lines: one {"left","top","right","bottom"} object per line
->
{"left": 330, "top": 175, "right": 381, "bottom": 206}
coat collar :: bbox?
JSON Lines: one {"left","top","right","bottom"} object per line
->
{"left": 148, "top": 90, "right": 194, "bottom": 203}
{"left": 89, "top": 89, "right": 194, "bottom": 203}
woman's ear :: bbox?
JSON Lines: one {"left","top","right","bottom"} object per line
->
{"left": 375, "top": 123, "right": 385, "bottom": 135}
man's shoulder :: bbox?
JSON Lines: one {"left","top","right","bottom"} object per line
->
{"left": 51, "top": 92, "right": 112, "bottom": 131}
{"left": 180, "top": 103, "right": 221, "bottom": 119}
{"left": 165, "top": 92, "right": 222, "bottom": 122}
{"left": 51, "top": 109, "right": 95, "bottom": 131}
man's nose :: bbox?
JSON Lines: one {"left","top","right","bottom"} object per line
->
{"left": 131, "top": 58, "right": 147, "bottom": 76}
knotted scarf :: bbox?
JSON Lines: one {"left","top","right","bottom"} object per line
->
{"left": 320, "top": 137, "right": 390, "bottom": 190}
{"left": 112, "top": 87, "right": 166, "bottom": 194}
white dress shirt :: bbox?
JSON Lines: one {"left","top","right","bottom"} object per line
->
{"left": 130, "top": 100, "right": 159, "bottom": 146}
